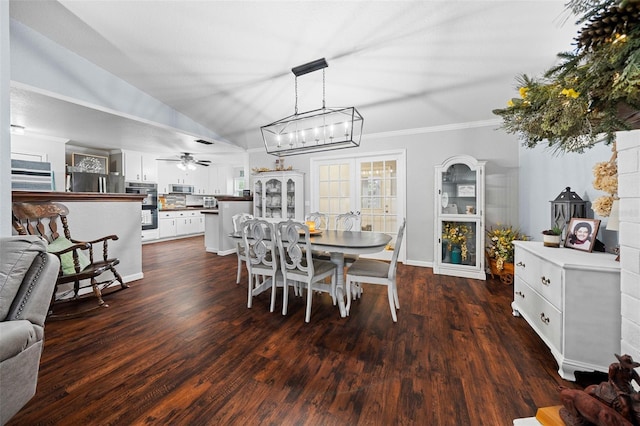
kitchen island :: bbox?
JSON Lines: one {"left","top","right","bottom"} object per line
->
{"left": 12, "top": 191, "right": 146, "bottom": 285}
{"left": 203, "top": 199, "right": 252, "bottom": 254}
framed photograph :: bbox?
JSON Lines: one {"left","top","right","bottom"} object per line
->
{"left": 565, "top": 218, "right": 600, "bottom": 252}
{"left": 72, "top": 153, "right": 108, "bottom": 174}
{"left": 457, "top": 184, "right": 475, "bottom": 197}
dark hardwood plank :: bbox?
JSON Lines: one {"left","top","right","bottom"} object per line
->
{"left": 7, "top": 236, "right": 583, "bottom": 426}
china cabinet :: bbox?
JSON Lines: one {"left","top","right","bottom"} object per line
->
{"left": 252, "top": 171, "right": 304, "bottom": 220}
{"left": 433, "top": 155, "right": 486, "bottom": 279}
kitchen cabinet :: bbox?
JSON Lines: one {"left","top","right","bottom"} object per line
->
{"left": 123, "top": 150, "right": 157, "bottom": 183}
{"left": 159, "top": 210, "right": 204, "bottom": 238}
{"left": 157, "top": 162, "right": 197, "bottom": 194}
{"left": 176, "top": 210, "right": 204, "bottom": 235}
{"left": 433, "top": 155, "right": 486, "bottom": 280}
{"left": 252, "top": 171, "right": 304, "bottom": 220}
{"left": 158, "top": 211, "right": 178, "bottom": 239}
{"left": 512, "top": 241, "right": 620, "bottom": 380}
{"left": 209, "top": 165, "right": 232, "bottom": 195}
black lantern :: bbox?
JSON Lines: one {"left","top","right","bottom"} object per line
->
{"left": 550, "top": 187, "right": 587, "bottom": 236}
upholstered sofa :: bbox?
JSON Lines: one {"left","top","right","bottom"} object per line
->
{"left": 0, "top": 236, "right": 59, "bottom": 425}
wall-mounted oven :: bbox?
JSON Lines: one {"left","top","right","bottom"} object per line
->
{"left": 125, "top": 182, "right": 158, "bottom": 230}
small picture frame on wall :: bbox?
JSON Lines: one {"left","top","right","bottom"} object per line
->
{"left": 72, "top": 153, "right": 108, "bottom": 174}
{"left": 457, "top": 184, "right": 475, "bottom": 197}
{"left": 565, "top": 218, "right": 600, "bottom": 252}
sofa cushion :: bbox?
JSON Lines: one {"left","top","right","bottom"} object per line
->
{"left": 0, "top": 236, "right": 46, "bottom": 321}
{"left": 47, "top": 236, "right": 90, "bottom": 275}
{"left": 0, "top": 321, "right": 38, "bottom": 363}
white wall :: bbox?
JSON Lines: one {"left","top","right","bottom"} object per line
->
{"left": 617, "top": 130, "right": 640, "bottom": 365}
{"left": 11, "top": 133, "right": 68, "bottom": 191}
{"left": 1, "top": 1, "right": 11, "bottom": 236}
{"left": 519, "top": 141, "right": 619, "bottom": 250}
{"left": 250, "top": 122, "right": 520, "bottom": 266}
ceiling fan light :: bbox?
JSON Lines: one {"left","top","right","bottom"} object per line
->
{"left": 177, "top": 162, "right": 186, "bottom": 170}
{"left": 187, "top": 163, "right": 196, "bottom": 171}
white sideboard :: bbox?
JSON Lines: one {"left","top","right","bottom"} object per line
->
{"left": 512, "top": 241, "right": 620, "bottom": 381}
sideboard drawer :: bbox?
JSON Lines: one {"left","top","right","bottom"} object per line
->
{"left": 514, "top": 278, "right": 562, "bottom": 353}
{"left": 515, "top": 249, "right": 562, "bottom": 309}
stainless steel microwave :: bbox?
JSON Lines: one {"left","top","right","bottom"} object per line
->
{"left": 169, "top": 184, "right": 194, "bottom": 194}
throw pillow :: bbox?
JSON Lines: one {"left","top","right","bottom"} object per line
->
{"left": 47, "top": 236, "right": 91, "bottom": 275}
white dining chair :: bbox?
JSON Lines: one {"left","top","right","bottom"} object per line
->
{"left": 334, "top": 211, "right": 362, "bottom": 266}
{"left": 345, "top": 218, "right": 406, "bottom": 322}
{"left": 232, "top": 212, "right": 253, "bottom": 284}
{"left": 243, "top": 218, "right": 282, "bottom": 312}
{"left": 276, "top": 220, "right": 338, "bottom": 323}
{"left": 305, "top": 212, "right": 329, "bottom": 231}
{"left": 335, "top": 211, "right": 361, "bottom": 231}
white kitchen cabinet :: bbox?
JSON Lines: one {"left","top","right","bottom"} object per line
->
{"left": 176, "top": 210, "right": 204, "bottom": 235}
{"left": 193, "top": 166, "right": 210, "bottom": 195}
{"left": 209, "top": 165, "right": 232, "bottom": 195}
{"left": 512, "top": 241, "right": 620, "bottom": 381}
{"left": 123, "top": 150, "right": 157, "bottom": 183}
{"left": 252, "top": 171, "right": 304, "bottom": 220}
{"left": 157, "top": 162, "right": 196, "bottom": 194}
{"left": 158, "top": 211, "right": 178, "bottom": 239}
{"left": 433, "top": 155, "right": 486, "bottom": 280}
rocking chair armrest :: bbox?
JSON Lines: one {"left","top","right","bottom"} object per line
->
{"left": 49, "top": 241, "right": 91, "bottom": 256}
{"left": 71, "top": 235, "right": 119, "bottom": 245}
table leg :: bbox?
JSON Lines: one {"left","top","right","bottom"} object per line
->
{"left": 329, "top": 252, "right": 347, "bottom": 317}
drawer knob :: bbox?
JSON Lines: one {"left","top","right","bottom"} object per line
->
{"left": 516, "top": 261, "right": 525, "bottom": 268}
{"left": 540, "top": 313, "right": 550, "bottom": 324}
{"left": 541, "top": 276, "right": 551, "bottom": 286}
{"left": 515, "top": 291, "right": 525, "bottom": 298}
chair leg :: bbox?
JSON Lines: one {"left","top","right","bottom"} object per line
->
{"left": 247, "top": 274, "right": 254, "bottom": 308}
{"left": 236, "top": 257, "right": 242, "bottom": 284}
{"left": 270, "top": 274, "right": 277, "bottom": 313}
{"left": 305, "top": 283, "right": 313, "bottom": 323}
{"left": 91, "top": 277, "right": 106, "bottom": 307}
{"left": 345, "top": 277, "right": 352, "bottom": 316}
{"left": 282, "top": 279, "right": 289, "bottom": 315}
{"left": 109, "top": 265, "right": 129, "bottom": 289}
{"left": 392, "top": 282, "right": 400, "bottom": 309}
{"left": 387, "top": 285, "right": 397, "bottom": 322}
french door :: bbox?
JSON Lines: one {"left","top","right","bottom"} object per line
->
{"left": 310, "top": 150, "right": 406, "bottom": 260}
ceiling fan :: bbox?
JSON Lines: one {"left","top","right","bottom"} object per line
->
{"left": 158, "top": 152, "right": 211, "bottom": 170}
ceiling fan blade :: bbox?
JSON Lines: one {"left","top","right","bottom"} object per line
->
{"left": 196, "top": 161, "right": 210, "bottom": 166}
{"left": 157, "top": 158, "right": 180, "bottom": 162}
{"left": 198, "top": 159, "right": 212, "bottom": 163}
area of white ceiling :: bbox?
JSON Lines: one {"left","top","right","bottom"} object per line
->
{"left": 9, "top": 0, "right": 579, "bottom": 158}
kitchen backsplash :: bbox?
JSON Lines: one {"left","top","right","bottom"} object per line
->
{"left": 159, "top": 194, "right": 206, "bottom": 209}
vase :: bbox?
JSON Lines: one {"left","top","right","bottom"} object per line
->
{"left": 543, "top": 234, "right": 561, "bottom": 248}
{"left": 450, "top": 246, "right": 462, "bottom": 264}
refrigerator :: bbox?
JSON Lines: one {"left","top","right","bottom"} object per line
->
{"left": 67, "top": 171, "right": 125, "bottom": 193}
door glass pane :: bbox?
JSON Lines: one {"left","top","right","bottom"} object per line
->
{"left": 359, "top": 159, "right": 397, "bottom": 235}
{"left": 318, "top": 162, "right": 352, "bottom": 228}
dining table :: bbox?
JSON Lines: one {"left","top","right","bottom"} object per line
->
{"left": 229, "top": 227, "right": 392, "bottom": 317}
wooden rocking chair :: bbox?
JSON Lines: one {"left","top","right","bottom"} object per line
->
{"left": 12, "top": 201, "right": 128, "bottom": 316}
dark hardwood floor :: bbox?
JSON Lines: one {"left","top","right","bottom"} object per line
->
{"left": 8, "top": 236, "right": 587, "bottom": 425}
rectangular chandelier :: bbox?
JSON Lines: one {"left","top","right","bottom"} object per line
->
{"left": 261, "top": 106, "right": 363, "bottom": 156}
{"left": 261, "top": 58, "right": 364, "bottom": 157}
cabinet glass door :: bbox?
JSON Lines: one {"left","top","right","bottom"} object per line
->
{"left": 285, "top": 178, "right": 296, "bottom": 219}
{"left": 441, "top": 220, "right": 478, "bottom": 266}
{"left": 253, "top": 179, "right": 263, "bottom": 216}
{"left": 265, "top": 178, "right": 282, "bottom": 219}
{"left": 440, "top": 163, "right": 477, "bottom": 216}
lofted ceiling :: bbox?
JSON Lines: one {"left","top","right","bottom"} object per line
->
{"left": 8, "top": 0, "right": 580, "bottom": 159}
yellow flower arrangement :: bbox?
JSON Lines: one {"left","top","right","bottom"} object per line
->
{"left": 486, "top": 225, "right": 528, "bottom": 271}
{"left": 442, "top": 222, "right": 471, "bottom": 261}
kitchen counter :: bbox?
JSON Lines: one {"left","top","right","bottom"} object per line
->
{"left": 160, "top": 207, "right": 218, "bottom": 212}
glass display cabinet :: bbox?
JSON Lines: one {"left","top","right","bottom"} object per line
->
{"left": 252, "top": 171, "right": 304, "bottom": 220}
{"left": 434, "top": 155, "right": 486, "bottom": 280}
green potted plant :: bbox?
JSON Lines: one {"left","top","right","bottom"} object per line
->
{"left": 542, "top": 226, "right": 563, "bottom": 247}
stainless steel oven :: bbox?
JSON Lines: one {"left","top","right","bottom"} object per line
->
{"left": 125, "top": 182, "right": 158, "bottom": 230}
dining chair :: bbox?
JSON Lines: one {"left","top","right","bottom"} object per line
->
{"left": 335, "top": 211, "right": 361, "bottom": 231}
{"left": 242, "top": 218, "right": 282, "bottom": 312}
{"left": 276, "top": 220, "right": 338, "bottom": 323}
{"left": 345, "top": 218, "right": 406, "bottom": 322}
{"left": 305, "top": 212, "right": 329, "bottom": 231}
{"left": 232, "top": 212, "right": 254, "bottom": 284}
